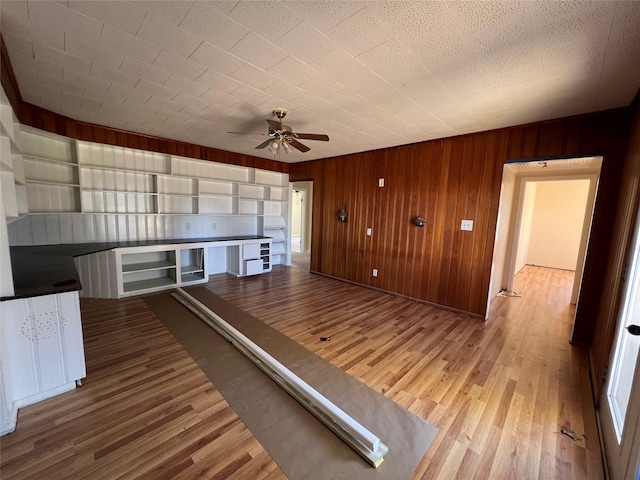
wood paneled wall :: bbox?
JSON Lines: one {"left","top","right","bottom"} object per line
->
{"left": 290, "top": 109, "right": 632, "bottom": 338}
{"left": 0, "top": 39, "right": 287, "bottom": 175}
{"left": 589, "top": 98, "right": 640, "bottom": 402}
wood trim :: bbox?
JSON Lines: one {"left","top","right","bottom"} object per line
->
{"left": 0, "top": 36, "right": 22, "bottom": 113}
{"left": 0, "top": 36, "right": 288, "bottom": 175}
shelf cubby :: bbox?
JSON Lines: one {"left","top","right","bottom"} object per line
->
{"left": 157, "top": 195, "right": 197, "bottom": 214}
{"left": 81, "top": 191, "right": 156, "bottom": 214}
{"left": 198, "top": 195, "right": 237, "bottom": 215}
{"left": 121, "top": 250, "right": 177, "bottom": 293}
{"left": 199, "top": 179, "right": 237, "bottom": 196}
{"left": 77, "top": 141, "right": 169, "bottom": 174}
{"left": 180, "top": 247, "right": 205, "bottom": 282}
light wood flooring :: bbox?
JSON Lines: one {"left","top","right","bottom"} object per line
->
{"left": 0, "top": 265, "right": 603, "bottom": 479}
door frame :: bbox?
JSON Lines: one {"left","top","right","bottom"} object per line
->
{"left": 599, "top": 202, "right": 640, "bottom": 480}
{"left": 291, "top": 181, "right": 313, "bottom": 254}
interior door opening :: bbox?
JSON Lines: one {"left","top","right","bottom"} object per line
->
{"left": 291, "top": 189, "right": 303, "bottom": 253}
{"left": 488, "top": 156, "right": 602, "bottom": 321}
{"left": 291, "top": 181, "right": 313, "bottom": 270}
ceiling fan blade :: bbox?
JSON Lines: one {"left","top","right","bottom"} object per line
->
{"left": 255, "top": 139, "right": 272, "bottom": 149}
{"left": 228, "top": 131, "right": 268, "bottom": 136}
{"left": 288, "top": 138, "right": 310, "bottom": 153}
{"left": 267, "top": 119, "right": 282, "bottom": 132}
{"left": 294, "top": 133, "right": 329, "bottom": 141}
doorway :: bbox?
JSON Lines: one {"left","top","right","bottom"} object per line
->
{"left": 488, "top": 156, "right": 602, "bottom": 319}
{"left": 511, "top": 178, "right": 595, "bottom": 302}
{"left": 291, "top": 189, "right": 304, "bottom": 253}
{"left": 291, "top": 181, "right": 312, "bottom": 270}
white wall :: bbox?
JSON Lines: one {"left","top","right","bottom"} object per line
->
{"left": 292, "top": 181, "right": 313, "bottom": 253}
{"left": 526, "top": 180, "right": 590, "bottom": 270}
{"left": 515, "top": 182, "right": 537, "bottom": 274}
{"left": 7, "top": 213, "right": 257, "bottom": 246}
{"left": 291, "top": 190, "right": 302, "bottom": 236}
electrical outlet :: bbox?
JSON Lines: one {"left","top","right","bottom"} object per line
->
{"left": 212, "top": 222, "right": 217, "bottom": 230}
{"left": 378, "top": 178, "right": 385, "bottom": 187}
{"left": 372, "top": 269, "right": 378, "bottom": 277}
{"left": 186, "top": 222, "right": 191, "bottom": 230}
{"left": 366, "top": 227, "right": 372, "bottom": 236}
{"left": 461, "top": 220, "right": 473, "bottom": 231}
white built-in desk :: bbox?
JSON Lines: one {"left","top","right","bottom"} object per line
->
{"left": 74, "top": 237, "right": 273, "bottom": 299}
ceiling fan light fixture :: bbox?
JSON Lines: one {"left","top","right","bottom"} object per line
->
{"left": 231, "top": 109, "right": 329, "bottom": 154}
{"left": 269, "top": 139, "right": 280, "bottom": 154}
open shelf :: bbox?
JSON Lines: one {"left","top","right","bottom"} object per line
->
{"left": 180, "top": 247, "right": 205, "bottom": 282}
{"left": 123, "top": 276, "right": 176, "bottom": 293}
{"left": 122, "top": 260, "right": 175, "bottom": 273}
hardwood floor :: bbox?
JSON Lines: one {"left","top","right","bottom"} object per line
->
{"left": 0, "top": 265, "right": 603, "bottom": 479}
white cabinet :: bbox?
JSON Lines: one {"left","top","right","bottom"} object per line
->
{"left": 75, "top": 239, "right": 271, "bottom": 299}
{"left": 227, "top": 239, "right": 272, "bottom": 277}
{"left": 242, "top": 243, "right": 260, "bottom": 259}
{"left": 0, "top": 291, "right": 86, "bottom": 435}
{"left": 75, "top": 242, "right": 209, "bottom": 298}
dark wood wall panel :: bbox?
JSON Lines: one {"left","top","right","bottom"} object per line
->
{"left": 590, "top": 99, "right": 640, "bottom": 403}
{"left": 290, "top": 109, "right": 632, "bottom": 333}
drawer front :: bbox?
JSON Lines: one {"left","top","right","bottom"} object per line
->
{"left": 244, "top": 259, "right": 263, "bottom": 276}
{"left": 242, "top": 243, "right": 260, "bottom": 260}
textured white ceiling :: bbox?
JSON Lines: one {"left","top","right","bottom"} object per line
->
{"left": 1, "top": 1, "right": 639, "bottom": 163}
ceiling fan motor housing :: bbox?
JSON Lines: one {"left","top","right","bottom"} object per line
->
{"left": 273, "top": 108, "right": 288, "bottom": 120}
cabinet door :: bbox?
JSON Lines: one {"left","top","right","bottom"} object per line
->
{"left": 245, "top": 259, "right": 263, "bottom": 276}
{"left": 242, "top": 243, "right": 260, "bottom": 260}
{"left": 0, "top": 291, "right": 85, "bottom": 401}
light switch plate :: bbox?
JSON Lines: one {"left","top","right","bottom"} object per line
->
{"left": 373, "top": 268, "right": 378, "bottom": 277}
{"left": 378, "top": 178, "right": 384, "bottom": 187}
{"left": 461, "top": 220, "right": 473, "bottom": 231}
{"left": 366, "top": 227, "right": 372, "bottom": 236}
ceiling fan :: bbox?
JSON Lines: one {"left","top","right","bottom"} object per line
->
{"left": 229, "top": 108, "right": 329, "bottom": 155}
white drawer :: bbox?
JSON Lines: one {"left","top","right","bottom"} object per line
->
{"left": 244, "top": 259, "right": 263, "bottom": 276}
{"left": 242, "top": 243, "right": 260, "bottom": 260}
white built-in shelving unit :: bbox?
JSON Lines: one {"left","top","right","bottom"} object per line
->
{"left": 22, "top": 128, "right": 80, "bottom": 214}
{"left": 74, "top": 238, "right": 271, "bottom": 298}
{"left": 0, "top": 90, "right": 27, "bottom": 221}
{"left": 4, "top": 126, "right": 292, "bottom": 265}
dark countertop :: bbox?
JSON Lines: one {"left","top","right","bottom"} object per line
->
{"left": 3, "top": 236, "right": 271, "bottom": 301}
